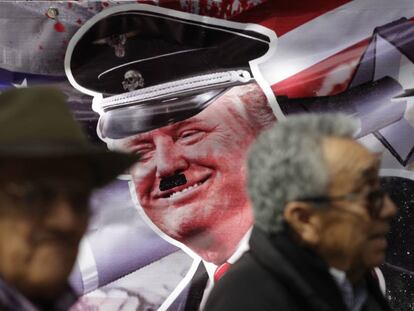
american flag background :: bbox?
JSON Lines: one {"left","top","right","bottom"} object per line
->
{"left": 1, "top": 0, "right": 414, "bottom": 310}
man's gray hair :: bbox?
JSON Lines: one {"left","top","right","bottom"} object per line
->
{"left": 247, "top": 113, "right": 358, "bottom": 234}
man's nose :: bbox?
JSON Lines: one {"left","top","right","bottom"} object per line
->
{"left": 43, "top": 196, "right": 87, "bottom": 234}
{"left": 379, "top": 195, "right": 398, "bottom": 221}
{"left": 154, "top": 138, "right": 189, "bottom": 178}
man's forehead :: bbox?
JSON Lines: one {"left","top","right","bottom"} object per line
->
{"left": 357, "top": 153, "right": 381, "bottom": 180}
{"left": 124, "top": 115, "right": 213, "bottom": 143}
{"left": 347, "top": 144, "right": 381, "bottom": 172}
{"left": 341, "top": 155, "right": 381, "bottom": 193}
{"left": 323, "top": 137, "right": 381, "bottom": 187}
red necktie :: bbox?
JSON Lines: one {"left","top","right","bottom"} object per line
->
{"left": 214, "top": 262, "right": 231, "bottom": 282}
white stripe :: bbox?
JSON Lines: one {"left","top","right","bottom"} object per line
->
{"left": 373, "top": 267, "right": 387, "bottom": 296}
{"left": 261, "top": 0, "right": 414, "bottom": 85}
{"left": 158, "top": 258, "right": 202, "bottom": 311}
{"left": 380, "top": 168, "right": 414, "bottom": 180}
{"left": 77, "top": 237, "right": 99, "bottom": 294}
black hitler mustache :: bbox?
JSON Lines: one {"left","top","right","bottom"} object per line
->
{"left": 159, "top": 174, "right": 187, "bottom": 191}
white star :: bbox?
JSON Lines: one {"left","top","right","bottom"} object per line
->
{"left": 12, "top": 78, "right": 27, "bottom": 88}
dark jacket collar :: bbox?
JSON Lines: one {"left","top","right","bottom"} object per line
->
{"left": 0, "top": 277, "right": 77, "bottom": 311}
{"left": 249, "top": 225, "right": 349, "bottom": 311}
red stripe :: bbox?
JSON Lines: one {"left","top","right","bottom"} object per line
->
{"left": 231, "top": 0, "right": 351, "bottom": 36}
{"left": 158, "top": 0, "right": 267, "bottom": 19}
{"left": 158, "top": 0, "right": 350, "bottom": 34}
{"left": 272, "top": 16, "right": 414, "bottom": 98}
{"left": 272, "top": 39, "right": 370, "bottom": 98}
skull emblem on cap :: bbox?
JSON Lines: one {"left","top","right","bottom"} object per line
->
{"left": 122, "top": 70, "right": 145, "bottom": 92}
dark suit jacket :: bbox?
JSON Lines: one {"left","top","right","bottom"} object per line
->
{"left": 0, "top": 279, "right": 76, "bottom": 311}
{"left": 204, "top": 227, "right": 392, "bottom": 311}
{"left": 166, "top": 261, "right": 209, "bottom": 311}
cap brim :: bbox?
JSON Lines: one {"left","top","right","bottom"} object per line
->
{"left": 0, "top": 142, "right": 139, "bottom": 187}
{"left": 100, "top": 88, "right": 227, "bottom": 139}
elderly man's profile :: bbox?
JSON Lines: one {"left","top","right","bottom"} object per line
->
{"left": 205, "top": 114, "right": 395, "bottom": 311}
{"left": 0, "top": 87, "right": 137, "bottom": 311}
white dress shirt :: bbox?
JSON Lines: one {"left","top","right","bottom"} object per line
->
{"left": 199, "top": 228, "right": 253, "bottom": 310}
{"left": 329, "top": 267, "right": 368, "bottom": 311}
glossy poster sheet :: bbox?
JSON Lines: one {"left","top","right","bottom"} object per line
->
{"left": 0, "top": 1, "right": 413, "bottom": 310}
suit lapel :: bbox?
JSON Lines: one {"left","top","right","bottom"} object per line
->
{"left": 250, "top": 227, "right": 348, "bottom": 311}
{"left": 184, "top": 263, "right": 209, "bottom": 311}
{"left": 165, "top": 261, "right": 208, "bottom": 311}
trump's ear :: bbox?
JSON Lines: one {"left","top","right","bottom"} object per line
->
{"left": 283, "top": 201, "right": 320, "bottom": 246}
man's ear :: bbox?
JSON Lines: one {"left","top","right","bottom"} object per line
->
{"left": 283, "top": 201, "right": 320, "bottom": 246}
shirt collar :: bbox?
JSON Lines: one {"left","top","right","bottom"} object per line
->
{"left": 329, "top": 267, "right": 347, "bottom": 284}
{"left": 329, "top": 267, "right": 368, "bottom": 311}
{"left": 202, "top": 227, "right": 253, "bottom": 282}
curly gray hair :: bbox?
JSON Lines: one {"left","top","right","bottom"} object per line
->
{"left": 247, "top": 113, "right": 358, "bottom": 234}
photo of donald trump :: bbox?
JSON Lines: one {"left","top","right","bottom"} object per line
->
{"left": 66, "top": 4, "right": 277, "bottom": 310}
{"left": 109, "top": 82, "right": 274, "bottom": 265}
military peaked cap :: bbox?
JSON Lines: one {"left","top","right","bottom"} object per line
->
{"left": 66, "top": 5, "right": 271, "bottom": 138}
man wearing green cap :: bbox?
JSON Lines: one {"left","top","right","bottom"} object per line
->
{"left": 0, "top": 87, "right": 138, "bottom": 310}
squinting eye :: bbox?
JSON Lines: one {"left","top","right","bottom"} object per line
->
{"left": 178, "top": 130, "right": 205, "bottom": 145}
{"left": 130, "top": 144, "right": 154, "bottom": 162}
{"left": 136, "top": 149, "right": 154, "bottom": 161}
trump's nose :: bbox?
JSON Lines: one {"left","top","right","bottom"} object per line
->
{"left": 154, "top": 137, "right": 189, "bottom": 178}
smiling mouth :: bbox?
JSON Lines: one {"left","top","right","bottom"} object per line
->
{"left": 158, "top": 175, "right": 210, "bottom": 200}
{"left": 167, "top": 182, "right": 203, "bottom": 199}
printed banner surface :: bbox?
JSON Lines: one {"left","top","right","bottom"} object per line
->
{"left": 0, "top": 1, "right": 413, "bottom": 310}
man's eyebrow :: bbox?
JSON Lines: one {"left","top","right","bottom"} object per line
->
{"left": 126, "top": 132, "right": 153, "bottom": 145}
{"left": 124, "top": 117, "right": 206, "bottom": 146}
{"left": 361, "top": 166, "right": 379, "bottom": 179}
{"left": 354, "top": 160, "right": 381, "bottom": 188}
{"left": 169, "top": 118, "right": 204, "bottom": 131}
{"left": 346, "top": 153, "right": 381, "bottom": 191}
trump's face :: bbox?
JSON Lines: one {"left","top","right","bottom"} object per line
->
{"left": 110, "top": 84, "right": 273, "bottom": 262}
